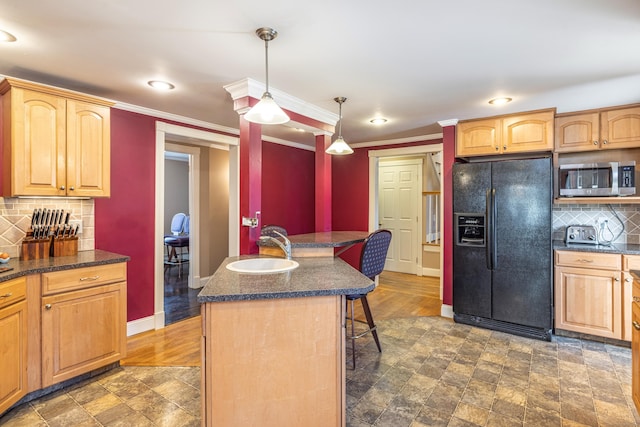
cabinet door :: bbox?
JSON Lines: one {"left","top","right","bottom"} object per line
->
{"left": 601, "top": 106, "right": 640, "bottom": 150}
{"left": 633, "top": 301, "right": 640, "bottom": 413}
{"left": 555, "top": 266, "right": 622, "bottom": 339}
{"left": 502, "top": 110, "right": 554, "bottom": 154}
{"left": 0, "top": 300, "right": 27, "bottom": 414}
{"left": 456, "top": 118, "right": 501, "bottom": 157}
{"left": 41, "top": 282, "right": 126, "bottom": 387}
{"left": 624, "top": 271, "right": 634, "bottom": 341}
{"left": 66, "top": 100, "right": 111, "bottom": 197}
{"left": 9, "top": 88, "right": 67, "bottom": 196}
{"left": 554, "top": 112, "right": 600, "bottom": 152}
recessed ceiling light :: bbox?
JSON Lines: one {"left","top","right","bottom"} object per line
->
{"left": 369, "top": 118, "right": 388, "bottom": 125}
{"left": 0, "top": 30, "right": 17, "bottom": 42}
{"left": 147, "top": 80, "right": 175, "bottom": 90}
{"left": 488, "top": 97, "right": 512, "bottom": 105}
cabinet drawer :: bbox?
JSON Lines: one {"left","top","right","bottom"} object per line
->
{"left": 0, "top": 277, "right": 27, "bottom": 309}
{"left": 555, "top": 250, "right": 621, "bottom": 270}
{"left": 624, "top": 255, "right": 640, "bottom": 272}
{"left": 42, "top": 263, "right": 126, "bottom": 295}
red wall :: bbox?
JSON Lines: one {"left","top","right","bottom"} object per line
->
{"left": 261, "top": 142, "right": 315, "bottom": 235}
{"left": 95, "top": 109, "right": 156, "bottom": 321}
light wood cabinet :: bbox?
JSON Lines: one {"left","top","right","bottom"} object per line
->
{"left": 0, "top": 278, "right": 28, "bottom": 414}
{"left": 555, "top": 105, "right": 640, "bottom": 152}
{"left": 41, "top": 263, "right": 126, "bottom": 387}
{"left": 623, "top": 255, "right": 640, "bottom": 341}
{"left": 457, "top": 109, "right": 554, "bottom": 157}
{"left": 632, "top": 299, "right": 640, "bottom": 413}
{"left": 554, "top": 251, "right": 623, "bottom": 340}
{"left": 0, "top": 77, "right": 112, "bottom": 197}
{"left": 202, "top": 295, "right": 345, "bottom": 427}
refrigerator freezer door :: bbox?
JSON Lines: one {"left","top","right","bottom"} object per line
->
{"left": 452, "top": 162, "right": 492, "bottom": 319}
{"left": 491, "top": 158, "right": 552, "bottom": 329}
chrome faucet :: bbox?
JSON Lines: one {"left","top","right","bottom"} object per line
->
{"left": 259, "top": 230, "right": 292, "bottom": 259}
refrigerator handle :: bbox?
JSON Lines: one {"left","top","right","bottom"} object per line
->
{"left": 485, "top": 189, "right": 493, "bottom": 270}
{"left": 490, "top": 188, "right": 497, "bottom": 269}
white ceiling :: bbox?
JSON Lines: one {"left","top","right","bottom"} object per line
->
{"left": 1, "top": 0, "right": 639, "bottom": 147}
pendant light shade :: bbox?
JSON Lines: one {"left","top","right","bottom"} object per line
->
{"left": 244, "top": 27, "right": 290, "bottom": 125}
{"left": 326, "top": 97, "right": 354, "bottom": 155}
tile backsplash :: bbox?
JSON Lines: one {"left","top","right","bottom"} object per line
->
{"left": 0, "top": 197, "right": 95, "bottom": 257}
{"left": 553, "top": 203, "right": 640, "bottom": 245}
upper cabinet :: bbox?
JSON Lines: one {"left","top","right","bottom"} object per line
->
{"left": 457, "top": 109, "right": 555, "bottom": 158}
{"left": 0, "top": 78, "right": 112, "bottom": 197}
{"left": 555, "top": 105, "right": 640, "bottom": 152}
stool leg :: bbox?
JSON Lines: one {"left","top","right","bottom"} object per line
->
{"left": 350, "top": 299, "right": 356, "bottom": 369}
{"left": 360, "top": 296, "right": 381, "bottom": 352}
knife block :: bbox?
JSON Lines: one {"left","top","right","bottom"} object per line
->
{"left": 52, "top": 236, "right": 78, "bottom": 257}
{"left": 21, "top": 238, "right": 51, "bottom": 260}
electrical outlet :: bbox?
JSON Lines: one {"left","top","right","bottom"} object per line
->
{"left": 69, "top": 219, "right": 82, "bottom": 234}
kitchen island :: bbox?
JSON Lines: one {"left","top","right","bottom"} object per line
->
{"left": 258, "top": 230, "right": 369, "bottom": 257}
{"left": 198, "top": 255, "right": 374, "bottom": 427}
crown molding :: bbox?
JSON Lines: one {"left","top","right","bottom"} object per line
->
{"left": 350, "top": 133, "right": 443, "bottom": 149}
{"left": 437, "top": 119, "right": 459, "bottom": 127}
{"left": 223, "top": 78, "right": 339, "bottom": 127}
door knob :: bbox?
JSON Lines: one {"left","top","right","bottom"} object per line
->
{"left": 45, "top": 304, "right": 52, "bottom": 310}
{"left": 634, "top": 320, "right": 640, "bottom": 331}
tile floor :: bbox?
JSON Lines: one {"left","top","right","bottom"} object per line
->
{"left": 2, "top": 316, "right": 639, "bottom": 426}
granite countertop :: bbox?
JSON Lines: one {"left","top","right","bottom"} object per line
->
{"left": 553, "top": 240, "right": 640, "bottom": 255}
{"left": 0, "top": 249, "right": 130, "bottom": 283}
{"left": 257, "top": 230, "right": 369, "bottom": 248}
{"left": 198, "top": 255, "right": 374, "bottom": 303}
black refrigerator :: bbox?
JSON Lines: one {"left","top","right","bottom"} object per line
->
{"left": 452, "top": 157, "right": 553, "bottom": 341}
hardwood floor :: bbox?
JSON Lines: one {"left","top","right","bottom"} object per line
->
{"left": 121, "top": 270, "right": 441, "bottom": 367}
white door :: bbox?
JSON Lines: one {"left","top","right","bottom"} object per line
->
{"left": 378, "top": 159, "right": 421, "bottom": 274}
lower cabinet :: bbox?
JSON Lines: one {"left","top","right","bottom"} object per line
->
{"left": 554, "top": 250, "right": 623, "bottom": 340}
{"left": 632, "top": 299, "right": 640, "bottom": 412}
{"left": 40, "top": 264, "right": 127, "bottom": 387}
{"left": 0, "top": 278, "right": 27, "bottom": 414}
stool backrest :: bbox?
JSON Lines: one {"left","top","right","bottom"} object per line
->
{"left": 359, "top": 229, "right": 392, "bottom": 280}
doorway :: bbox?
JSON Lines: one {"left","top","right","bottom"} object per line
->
{"left": 368, "top": 143, "right": 444, "bottom": 297}
{"left": 154, "top": 122, "right": 239, "bottom": 330}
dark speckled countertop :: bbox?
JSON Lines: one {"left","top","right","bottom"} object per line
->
{"left": 257, "top": 230, "right": 369, "bottom": 248}
{"left": 198, "top": 255, "right": 374, "bottom": 303}
{"left": 0, "top": 249, "right": 130, "bottom": 283}
{"left": 553, "top": 240, "right": 640, "bottom": 255}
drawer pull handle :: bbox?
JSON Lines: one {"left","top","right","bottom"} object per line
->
{"left": 634, "top": 321, "right": 640, "bottom": 331}
{"left": 79, "top": 276, "right": 100, "bottom": 281}
{"left": 635, "top": 297, "right": 640, "bottom": 303}
{"left": 615, "top": 277, "right": 620, "bottom": 282}
{"left": 577, "top": 259, "right": 594, "bottom": 263}
{"left": 45, "top": 304, "right": 52, "bottom": 310}
{"left": 626, "top": 278, "right": 632, "bottom": 282}
{"left": 0, "top": 292, "right": 13, "bottom": 299}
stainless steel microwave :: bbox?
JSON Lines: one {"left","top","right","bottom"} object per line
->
{"left": 559, "top": 161, "right": 636, "bottom": 197}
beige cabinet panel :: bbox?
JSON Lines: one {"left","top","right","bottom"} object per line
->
{"left": 601, "top": 106, "right": 640, "bottom": 149}
{"left": 555, "top": 112, "right": 600, "bottom": 152}
{"left": 555, "top": 250, "right": 621, "bottom": 270}
{"left": 502, "top": 110, "right": 554, "bottom": 154}
{"left": 555, "top": 265, "right": 622, "bottom": 339}
{"left": 0, "top": 277, "right": 27, "bottom": 414}
{"left": 456, "top": 118, "right": 501, "bottom": 157}
{"left": 41, "top": 282, "right": 126, "bottom": 387}
{"left": 633, "top": 300, "right": 640, "bottom": 413}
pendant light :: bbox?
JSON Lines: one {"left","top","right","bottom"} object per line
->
{"left": 326, "top": 97, "right": 353, "bottom": 155}
{"left": 244, "top": 27, "right": 290, "bottom": 125}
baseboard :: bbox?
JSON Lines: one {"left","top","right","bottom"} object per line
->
{"left": 198, "top": 275, "right": 210, "bottom": 288}
{"left": 422, "top": 267, "right": 440, "bottom": 278}
{"left": 441, "top": 304, "right": 453, "bottom": 318}
{"left": 126, "top": 315, "right": 156, "bottom": 337}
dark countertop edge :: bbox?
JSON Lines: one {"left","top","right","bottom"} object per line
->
{"left": 553, "top": 240, "right": 640, "bottom": 255}
{"left": 0, "top": 250, "right": 130, "bottom": 283}
{"left": 197, "top": 284, "right": 375, "bottom": 303}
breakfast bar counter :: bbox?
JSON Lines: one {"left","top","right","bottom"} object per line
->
{"left": 257, "top": 230, "right": 369, "bottom": 257}
{"left": 198, "top": 255, "right": 373, "bottom": 427}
